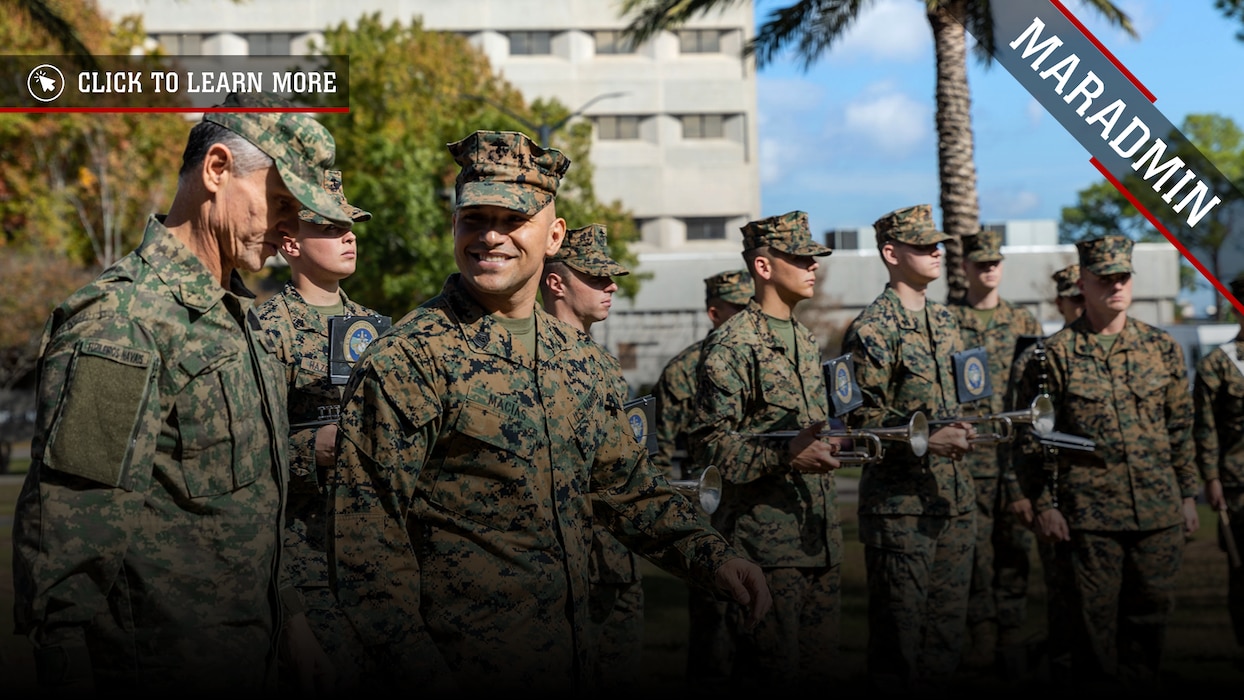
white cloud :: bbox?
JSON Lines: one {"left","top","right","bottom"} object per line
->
{"left": 982, "top": 189, "right": 1042, "bottom": 219}
{"left": 842, "top": 86, "right": 930, "bottom": 156}
{"left": 825, "top": 0, "right": 931, "bottom": 63}
{"left": 1026, "top": 98, "right": 1045, "bottom": 128}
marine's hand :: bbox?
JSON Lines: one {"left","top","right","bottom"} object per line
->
{"left": 314, "top": 424, "right": 339, "bottom": 468}
{"left": 282, "top": 612, "right": 336, "bottom": 695}
{"left": 928, "top": 423, "right": 973, "bottom": 460}
{"left": 787, "top": 421, "right": 842, "bottom": 473}
{"left": 1007, "top": 497, "right": 1035, "bottom": 528}
{"left": 1206, "top": 478, "right": 1225, "bottom": 512}
{"left": 1182, "top": 496, "right": 1200, "bottom": 535}
{"left": 714, "top": 558, "right": 772, "bottom": 631}
{"left": 1033, "top": 508, "right": 1070, "bottom": 543}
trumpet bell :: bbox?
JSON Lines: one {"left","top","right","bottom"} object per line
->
{"left": 1030, "top": 394, "right": 1055, "bottom": 436}
{"left": 670, "top": 465, "right": 722, "bottom": 515}
{"left": 908, "top": 412, "right": 929, "bottom": 458}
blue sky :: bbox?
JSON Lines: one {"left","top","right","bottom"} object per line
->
{"left": 753, "top": 0, "right": 1244, "bottom": 253}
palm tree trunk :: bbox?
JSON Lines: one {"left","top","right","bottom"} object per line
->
{"left": 929, "top": 1, "right": 980, "bottom": 305}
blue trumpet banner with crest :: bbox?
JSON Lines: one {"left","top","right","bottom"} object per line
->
{"left": 952, "top": 346, "right": 993, "bottom": 405}
{"left": 823, "top": 354, "right": 863, "bottom": 417}
{"left": 328, "top": 314, "right": 392, "bottom": 385}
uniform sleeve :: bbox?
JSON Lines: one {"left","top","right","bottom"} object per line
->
{"left": 13, "top": 311, "right": 161, "bottom": 684}
{"left": 327, "top": 337, "right": 453, "bottom": 686}
{"left": 687, "top": 342, "right": 789, "bottom": 484}
{"left": 1194, "top": 354, "right": 1222, "bottom": 483}
{"left": 1162, "top": 339, "right": 1198, "bottom": 499}
{"left": 652, "top": 358, "right": 689, "bottom": 473}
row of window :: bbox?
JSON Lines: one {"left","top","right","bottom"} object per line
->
{"left": 154, "top": 29, "right": 726, "bottom": 57}
{"left": 824, "top": 223, "right": 1012, "bottom": 250}
{"left": 510, "top": 28, "right": 725, "bottom": 55}
{"left": 595, "top": 114, "right": 730, "bottom": 140}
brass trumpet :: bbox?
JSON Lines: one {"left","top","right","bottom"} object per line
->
{"left": 928, "top": 394, "right": 1055, "bottom": 445}
{"left": 732, "top": 411, "right": 930, "bottom": 463}
{"left": 669, "top": 465, "right": 723, "bottom": 515}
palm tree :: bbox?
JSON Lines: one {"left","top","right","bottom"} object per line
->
{"left": 5, "top": 0, "right": 95, "bottom": 62}
{"left": 621, "top": 0, "right": 1135, "bottom": 302}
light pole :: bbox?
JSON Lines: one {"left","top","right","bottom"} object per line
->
{"left": 462, "top": 91, "right": 629, "bottom": 147}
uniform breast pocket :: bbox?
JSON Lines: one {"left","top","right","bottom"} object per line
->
{"left": 894, "top": 345, "right": 938, "bottom": 411}
{"left": 1063, "top": 376, "right": 1112, "bottom": 445}
{"left": 1130, "top": 373, "right": 1171, "bottom": 431}
{"left": 429, "top": 399, "right": 543, "bottom": 532}
{"left": 176, "top": 348, "right": 265, "bottom": 497}
{"left": 1224, "top": 380, "right": 1244, "bottom": 432}
{"left": 756, "top": 372, "right": 804, "bottom": 429}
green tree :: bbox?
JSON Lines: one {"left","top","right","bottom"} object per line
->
{"left": 312, "top": 14, "right": 639, "bottom": 317}
{"left": 620, "top": 0, "right": 1135, "bottom": 303}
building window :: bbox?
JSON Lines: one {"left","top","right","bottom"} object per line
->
{"left": 681, "top": 114, "right": 725, "bottom": 139}
{"left": 594, "top": 115, "right": 641, "bottom": 140}
{"left": 678, "top": 29, "right": 721, "bottom": 53}
{"left": 616, "top": 342, "right": 638, "bottom": 370}
{"left": 593, "top": 30, "right": 635, "bottom": 54}
{"left": 825, "top": 229, "right": 859, "bottom": 250}
{"left": 507, "top": 31, "right": 553, "bottom": 55}
{"left": 684, "top": 217, "right": 728, "bottom": 241}
{"left": 156, "top": 33, "right": 202, "bottom": 55}
{"left": 244, "top": 33, "right": 292, "bottom": 55}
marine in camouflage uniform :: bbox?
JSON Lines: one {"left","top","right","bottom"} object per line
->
{"left": 12, "top": 92, "right": 350, "bottom": 692}
{"left": 1014, "top": 235, "right": 1199, "bottom": 687}
{"left": 839, "top": 204, "right": 977, "bottom": 692}
{"left": 326, "top": 130, "right": 770, "bottom": 693}
{"left": 255, "top": 169, "right": 376, "bottom": 689}
{"left": 948, "top": 229, "right": 1042, "bottom": 667}
{"left": 540, "top": 223, "right": 644, "bottom": 691}
{"left": 1193, "top": 271, "right": 1244, "bottom": 651}
{"left": 652, "top": 270, "right": 752, "bottom": 683}
{"left": 687, "top": 211, "right": 843, "bottom": 688}
{"left": 1003, "top": 263, "right": 1084, "bottom": 681}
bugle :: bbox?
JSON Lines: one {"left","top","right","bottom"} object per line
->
{"left": 928, "top": 394, "right": 1055, "bottom": 445}
{"left": 732, "top": 411, "right": 929, "bottom": 463}
{"left": 669, "top": 465, "right": 722, "bottom": 515}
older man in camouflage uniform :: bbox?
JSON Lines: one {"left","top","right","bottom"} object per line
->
{"left": 1015, "top": 235, "right": 1198, "bottom": 688}
{"left": 12, "top": 92, "right": 350, "bottom": 692}
{"left": 653, "top": 269, "right": 752, "bottom": 683}
{"left": 687, "top": 211, "right": 842, "bottom": 688}
{"left": 327, "top": 130, "right": 770, "bottom": 693}
{"left": 840, "top": 203, "right": 976, "bottom": 694}
{"left": 539, "top": 223, "right": 645, "bottom": 691}
{"left": 1193, "top": 271, "right": 1244, "bottom": 656}
{"left": 950, "top": 230, "right": 1042, "bottom": 668}
{"left": 256, "top": 169, "right": 377, "bottom": 691}
{"left": 1004, "top": 263, "right": 1084, "bottom": 682}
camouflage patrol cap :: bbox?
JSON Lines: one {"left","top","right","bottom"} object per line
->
{"left": 963, "top": 229, "right": 1004, "bottom": 262}
{"left": 1052, "top": 264, "right": 1082, "bottom": 298}
{"left": 1075, "top": 235, "right": 1134, "bottom": 276}
{"left": 704, "top": 270, "right": 754, "bottom": 305}
{"left": 548, "top": 223, "right": 629, "bottom": 277}
{"left": 449, "top": 130, "right": 571, "bottom": 216}
{"left": 299, "top": 170, "right": 372, "bottom": 226}
{"left": 203, "top": 92, "right": 350, "bottom": 226}
{"left": 740, "top": 211, "right": 832, "bottom": 256}
{"left": 873, "top": 204, "right": 953, "bottom": 247}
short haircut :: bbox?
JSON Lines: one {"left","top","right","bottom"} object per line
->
{"left": 178, "top": 121, "right": 275, "bottom": 183}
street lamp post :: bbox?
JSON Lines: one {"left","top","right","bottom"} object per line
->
{"left": 463, "top": 91, "right": 629, "bottom": 147}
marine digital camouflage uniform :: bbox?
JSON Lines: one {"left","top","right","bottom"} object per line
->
{"left": 1192, "top": 275, "right": 1244, "bottom": 648}
{"left": 688, "top": 212, "right": 841, "bottom": 687}
{"left": 949, "top": 230, "right": 1042, "bottom": 645}
{"left": 1013, "top": 236, "right": 1196, "bottom": 685}
{"left": 653, "top": 269, "right": 753, "bottom": 682}
{"left": 256, "top": 281, "right": 376, "bottom": 675}
{"left": 12, "top": 92, "right": 346, "bottom": 692}
{"left": 840, "top": 204, "right": 976, "bottom": 690}
{"left": 328, "top": 131, "right": 740, "bottom": 692}
{"left": 13, "top": 218, "right": 290, "bottom": 691}
{"left": 547, "top": 222, "right": 646, "bottom": 691}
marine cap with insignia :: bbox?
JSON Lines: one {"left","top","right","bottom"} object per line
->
{"left": 448, "top": 130, "right": 571, "bottom": 216}
{"left": 299, "top": 169, "right": 372, "bottom": 226}
{"left": 963, "top": 228, "right": 1004, "bottom": 262}
{"left": 704, "top": 270, "right": 754, "bottom": 305}
{"left": 203, "top": 91, "right": 350, "bottom": 226}
{"left": 873, "top": 204, "right": 953, "bottom": 248}
{"left": 548, "top": 223, "right": 629, "bottom": 277}
{"left": 1075, "top": 234, "right": 1134, "bottom": 276}
{"left": 1052, "top": 264, "right": 1082, "bottom": 298}
{"left": 740, "top": 210, "right": 832, "bottom": 256}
